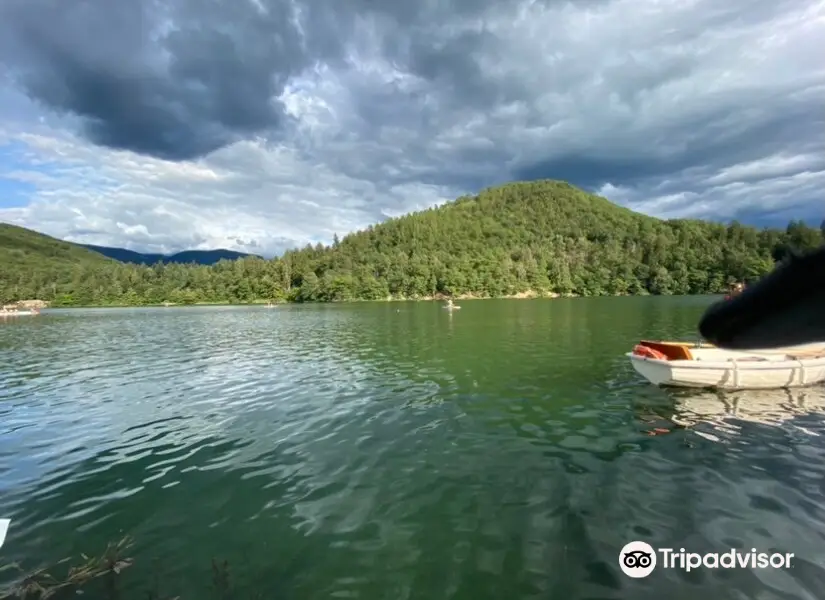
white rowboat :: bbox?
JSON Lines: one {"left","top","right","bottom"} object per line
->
{"left": 628, "top": 340, "right": 825, "bottom": 390}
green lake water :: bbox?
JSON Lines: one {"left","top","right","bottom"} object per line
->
{"left": 2, "top": 297, "right": 825, "bottom": 599}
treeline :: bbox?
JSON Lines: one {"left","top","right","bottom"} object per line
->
{"left": 1, "top": 181, "right": 823, "bottom": 306}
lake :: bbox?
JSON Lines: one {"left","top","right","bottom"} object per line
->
{"left": 2, "top": 297, "right": 825, "bottom": 599}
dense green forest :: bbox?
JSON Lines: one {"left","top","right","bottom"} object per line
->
{"left": 1, "top": 180, "right": 823, "bottom": 306}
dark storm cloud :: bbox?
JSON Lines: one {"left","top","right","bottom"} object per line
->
{"left": 515, "top": 89, "right": 825, "bottom": 193}
{"left": 0, "top": 0, "right": 314, "bottom": 159}
{"left": 0, "top": 0, "right": 608, "bottom": 161}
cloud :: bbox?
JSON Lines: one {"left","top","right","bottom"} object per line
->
{"left": 0, "top": 0, "right": 823, "bottom": 256}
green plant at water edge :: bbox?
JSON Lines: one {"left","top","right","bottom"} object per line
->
{"left": 210, "top": 559, "right": 231, "bottom": 600}
{"left": 0, "top": 538, "right": 255, "bottom": 600}
{"left": 0, "top": 536, "right": 134, "bottom": 599}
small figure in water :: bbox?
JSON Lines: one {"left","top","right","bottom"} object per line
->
{"left": 443, "top": 298, "right": 461, "bottom": 310}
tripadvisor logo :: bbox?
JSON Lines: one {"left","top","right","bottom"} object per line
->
{"left": 619, "top": 540, "right": 794, "bottom": 578}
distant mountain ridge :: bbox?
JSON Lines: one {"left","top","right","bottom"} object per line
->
{"left": 79, "top": 244, "right": 259, "bottom": 265}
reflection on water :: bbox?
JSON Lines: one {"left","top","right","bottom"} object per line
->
{"left": 1, "top": 299, "right": 825, "bottom": 599}
{"left": 634, "top": 386, "right": 825, "bottom": 444}
{"left": 671, "top": 388, "right": 825, "bottom": 441}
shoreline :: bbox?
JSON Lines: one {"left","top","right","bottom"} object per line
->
{"left": 18, "top": 290, "right": 727, "bottom": 311}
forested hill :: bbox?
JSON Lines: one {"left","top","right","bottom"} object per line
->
{"left": 0, "top": 222, "right": 114, "bottom": 270}
{"left": 1, "top": 180, "right": 823, "bottom": 306}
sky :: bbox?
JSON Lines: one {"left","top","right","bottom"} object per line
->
{"left": 0, "top": 0, "right": 823, "bottom": 258}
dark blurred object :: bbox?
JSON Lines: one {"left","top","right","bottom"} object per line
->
{"left": 699, "top": 244, "right": 825, "bottom": 349}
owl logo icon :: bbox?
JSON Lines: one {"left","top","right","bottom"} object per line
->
{"left": 619, "top": 541, "right": 657, "bottom": 578}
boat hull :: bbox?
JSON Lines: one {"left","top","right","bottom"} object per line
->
{"left": 628, "top": 350, "right": 825, "bottom": 390}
